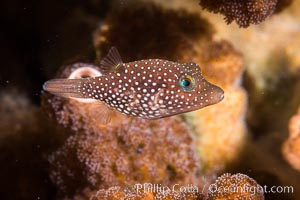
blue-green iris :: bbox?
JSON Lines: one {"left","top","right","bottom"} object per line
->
{"left": 179, "top": 74, "right": 195, "bottom": 91}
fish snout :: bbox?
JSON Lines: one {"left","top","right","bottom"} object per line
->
{"left": 210, "top": 85, "right": 224, "bottom": 104}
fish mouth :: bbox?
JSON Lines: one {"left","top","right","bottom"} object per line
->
{"left": 218, "top": 87, "right": 225, "bottom": 101}
{"left": 220, "top": 93, "right": 224, "bottom": 101}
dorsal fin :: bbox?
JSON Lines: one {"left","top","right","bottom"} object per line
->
{"left": 100, "top": 47, "right": 123, "bottom": 71}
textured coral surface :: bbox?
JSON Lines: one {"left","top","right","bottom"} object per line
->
{"left": 90, "top": 186, "right": 205, "bottom": 200}
{"left": 46, "top": 117, "right": 198, "bottom": 197}
{"left": 89, "top": 173, "right": 264, "bottom": 200}
{"left": 207, "top": 173, "right": 265, "bottom": 200}
{"left": 199, "top": 0, "right": 292, "bottom": 27}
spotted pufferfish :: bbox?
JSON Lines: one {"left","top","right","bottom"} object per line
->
{"left": 43, "top": 47, "right": 224, "bottom": 120}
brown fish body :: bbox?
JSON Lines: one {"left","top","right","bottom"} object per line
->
{"left": 43, "top": 47, "right": 224, "bottom": 119}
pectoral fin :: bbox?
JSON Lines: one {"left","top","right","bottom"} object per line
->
{"left": 92, "top": 101, "right": 126, "bottom": 126}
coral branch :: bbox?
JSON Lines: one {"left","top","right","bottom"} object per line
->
{"left": 199, "top": 0, "right": 279, "bottom": 27}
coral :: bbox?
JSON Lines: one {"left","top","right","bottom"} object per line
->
{"left": 90, "top": 186, "right": 205, "bottom": 200}
{"left": 199, "top": 0, "right": 279, "bottom": 28}
{"left": 207, "top": 173, "right": 265, "bottom": 200}
{"left": 42, "top": 64, "right": 199, "bottom": 198}
{"left": 94, "top": 1, "right": 247, "bottom": 173}
{"left": 282, "top": 108, "right": 300, "bottom": 171}
{"left": 47, "top": 117, "right": 198, "bottom": 196}
{"left": 195, "top": 40, "right": 244, "bottom": 86}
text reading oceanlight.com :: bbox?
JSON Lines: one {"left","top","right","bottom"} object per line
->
{"left": 133, "top": 183, "right": 294, "bottom": 195}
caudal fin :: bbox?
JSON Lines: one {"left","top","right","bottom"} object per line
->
{"left": 43, "top": 78, "right": 87, "bottom": 98}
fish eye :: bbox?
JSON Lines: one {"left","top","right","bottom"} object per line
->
{"left": 179, "top": 74, "right": 195, "bottom": 91}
